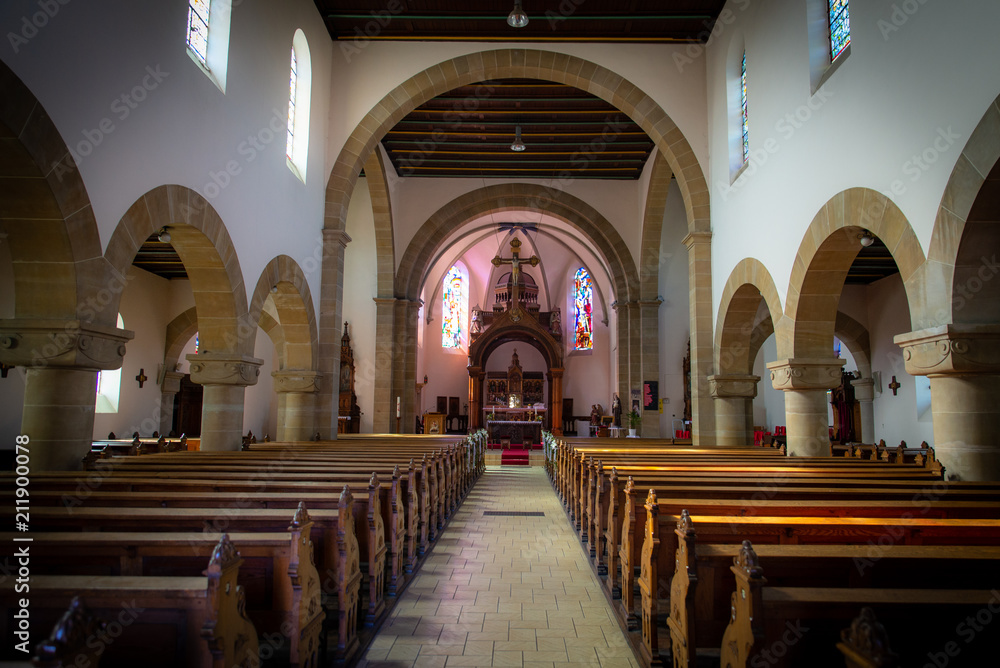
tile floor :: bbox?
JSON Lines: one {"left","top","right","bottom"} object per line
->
{"left": 358, "top": 465, "right": 639, "bottom": 668}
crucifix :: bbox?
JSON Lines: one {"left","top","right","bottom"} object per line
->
{"left": 888, "top": 375, "right": 901, "bottom": 396}
{"left": 135, "top": 368, "right": 148, "bottom": 388}
{"left": 491, "top": 237, "right": 538, "bottom": 321}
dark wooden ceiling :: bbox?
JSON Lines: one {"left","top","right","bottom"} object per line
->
{"left": 845, "top": 237, "right": 900, "bottom": 285}
{"left": 314, "top": 1, "right": 728, "bottom": 43}
{"left": 133, "top": 233, "right": 187, "bottom": 280}
{"left": 381, "top": 78, "right": 655, "bottom": 179}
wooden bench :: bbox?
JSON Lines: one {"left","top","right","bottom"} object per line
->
{"left": 0, "top": 534, "right": 258, "bottom": 668}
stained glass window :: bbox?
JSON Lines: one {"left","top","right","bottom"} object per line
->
{"left": 186, "top": 0, "right": 211, "bottom": 66}
{"left": 442, "top": 266, "right": 464, "bottom": 349}
{"left": 194, "top": 332, "right": 199, "bottom": 353}
{"left": 286, "top": 47, "right": 297, "bottom": 162}
{"left": 829, "top": 1, "right": 850, "bottom": 62}
{"left": 573, "top": 267, "right": 593, "bottom": 351}
{"left": 741, "top": 51, "right": 749, "bottom": 164}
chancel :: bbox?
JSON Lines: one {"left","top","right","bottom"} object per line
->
{"left": 2, "top": 1, "right": 1000, "bottom": 665}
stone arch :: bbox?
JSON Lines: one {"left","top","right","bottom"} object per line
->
{"left": 163, "top": 307, "right": 199, "bottom": 371}
{"left": 924, "top": 93, "right": 1000, "bottom": 328}
{"left": 249, "top": 255, "right": 318, "bottom": 371}
{"left": 0, "top": 59, "right": 104, "bottom": 322}
{"left": 639, "top": 152, "right": 675, "bottom": 301}
{"left": 104, "top": 185, "right": 250, "bottom": 355}
{"left": 834, "top": 311, "right": 872, "bottom": 380}
{"left": 714, "top": 258, "right": 784, "bottom": 375}
{"left": 786, "top": 188, "right": 924, "bottom": 358}
{"left": 324, "top": 49, "right": 709, "bottom": 237}
{"left": 363, "top": 148, "right": 396, "bottom": 299}
{"left": 396, "top": 184, "right": 639, "bottom": 304}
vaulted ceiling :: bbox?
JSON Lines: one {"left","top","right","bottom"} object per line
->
{"left": 313, "top": 1, "right": 728, "bottom": 43}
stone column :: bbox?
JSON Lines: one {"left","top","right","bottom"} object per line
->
{"left": 402, "top": 300, "right": 421, "bottom": 433}
{"left": 613, "top": 301, "right": 630, "bottom": 408}
{"left": 273, "top": 370, "right": 321, "bottom": 441}
{"left": 317, "top": 229, "right": 351, "bottom": 438}
{"left": 187, "top": 352, "right": 262, "bottom": 451}
{"left": 549, "top": 367, "right": 564, "bottom": 438}
{"left": 372, "top": 297, "right": 398, "bottom": 432}
{"left": 895, "top": 325, "right": 1000, "bottom": 481}
{"left": 0, "top": 319, "right": 133, "bottom": 471}
{"left": 682, "top": 231, "right": 716, "bottom": 446}
{"left": 708, "top": 374, "right": 761, "bottom": 446}
{"left": 639, "top": 299, "right": 662, "bottom": 437}
{"left": 767, "top": 358, "right": 844, "bottom": 457}
{"left": 159, "top": 370, "right": 185, "bottom": 436}
{"left": 850, "top": 377, "right": 876, "bottom": 444}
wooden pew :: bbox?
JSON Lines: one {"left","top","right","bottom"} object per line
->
{"left": 2, "top": 503, "right": 325, "bottom": 667}
{"left": 0, "top": 534, "right": 259, "bottom": 668}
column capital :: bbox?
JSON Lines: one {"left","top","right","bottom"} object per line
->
{"left": 767, "top": 358, "right": 844, "bottom": 391}
{"left": 681, "top": 230, "right": 712, "bottom": 248}
{"left": 187, "top": 352, "right": 263, "bottom": 387}
{"left": 323, "top": 228, "right": 352, "bottom": 248}
{"left": 708, "top": 374, "right": 761, "bottom": 399}
{"left": 272, "top": 370, "right": 322, "bottom": 393}
{"left": 894, "top": 324, "right": 1000, "bottom": 376}
{"left": 0, "top": 318, "right": 133, "bottom": 371}
{"left": 161, "top": 370, "right": 185, "bottom": 394}
{"left": 373, "top": 297, "right": 399, "bottom": 306}
{"left": 546, "top": 367, "right": 564, "bottom": 379}
{"left": 850, "top": 376, "right": 875, "bottom": 401}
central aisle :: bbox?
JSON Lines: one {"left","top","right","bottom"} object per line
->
{"left": 359, "top": 466, "right": 638, "bottom": 668}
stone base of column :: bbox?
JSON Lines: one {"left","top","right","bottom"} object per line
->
{"left": 768, "top": 358, "right": 843, "bottom": 458}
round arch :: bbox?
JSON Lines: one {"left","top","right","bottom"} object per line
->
{"left": 785, "top": 187, "right": 924, "bottom": 358}
{"left": 714, "top": 258, "right": 784, "bottom": 375}
{"left": 324, "top": 49, "right": 709, "bottom": 239}
{"left": 396, "top": 184, "right": 640, "bottom": 304}
{"left": 249, "top": 255, "right": 319, "bottom": 371}
{"left": 104, "top": 185, "right": 250, "bottom": 355}
{"left": 163, "top": 307, "right": 199, "bottom": 371}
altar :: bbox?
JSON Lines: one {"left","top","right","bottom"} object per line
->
{"left": 486, "top": 419, "right": 542, "bottom": 446}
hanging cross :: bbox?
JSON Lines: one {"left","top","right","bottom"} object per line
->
{"left": 491, "top": 237, "right": 538, "bottom": 318}
{"left": 888, "top": 375, "right": 901, "bottom": 396}
{"left": 135, "top": 368, "right": 148, "bottom": 388}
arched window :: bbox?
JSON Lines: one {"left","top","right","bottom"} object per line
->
{"left": 286, "top": 30, "right": 312, "bottom": 183}
{"left": 829, "top": 1, "right": 851, "bottom": 62}
{"left": 442, "top": 265, "right": 466, "bottom": 349}
{"left": 185, "top": 0, "right": 232, "bottom": 92}
{"left": 573, "top": 267, "right": 593, "bottom": 351}
{"left": 95, "top": 314, "right": 125, "bottom": 413}
{"left": 740, "top": 51, "right": 749, "bottom": 165}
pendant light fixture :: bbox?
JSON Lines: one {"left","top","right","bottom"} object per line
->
{"left": 507, "top": 0, "right": 529, "bottom": 29}
{"left": 510, "top": 125, "right": 526, "bottom": 152}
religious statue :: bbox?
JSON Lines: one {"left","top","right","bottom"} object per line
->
{"left": 470, "top": 308, "right": 482, "bottom": 334}
{"left": 590, "top": 404, "right": 602, "bottom": 425}
{"left": 550, "top": 307, "right": 561, "bottom": 335}
{"left": 612, "top": 393, "right": 622, "bottom": 427}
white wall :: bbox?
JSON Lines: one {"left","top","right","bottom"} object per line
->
{"left": 657, "top": 180, "right": 693, "bottom": 434}
{"left": 706, "top": 0, "right": 1000, "bottom": 322}
{"left": 243, "top": 330, "right": 276, "bottom": 439}
{"left": 752, "top": 334, "right": 785, "bottom": 431}
{"left": 342, "top": 177, "right": 378, "bottom": 433}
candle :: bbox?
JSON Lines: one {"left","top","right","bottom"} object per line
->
{"left": 396, "top": 397, "right": 401, "bottom": 418}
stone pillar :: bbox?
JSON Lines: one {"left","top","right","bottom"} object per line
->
{"left": 895, "top": 325, "right": 1000, "bottom": 481}
{"left": 187, "top": 352, "right": 262, "bottom": 451}
{"left": 708, "top": 374, "right": 760, "bottom": 446}
{"left": 549, "top": 367, "right": 564, "bottom": 438}
{"left": 159, "top": 371, "right": 185, "bottom": 436}
{"left": 682, "top": 232, "right": 716, "bottom": 446}
{"left": 767, "top": 358, "right": 844, "bottom": 457}
{"left": 850, "top": 377, "right": 876, "bottom": 444}
{"left": 372, "top": 297, "right": 397, "bottom": 432}
{"left": 273, "top": 370, "right": 321, "bottom": 441}
{"left": 639, "top": 299, "right": 662, "bottom": 437}
{"left": 468, "top": 367, "right": 483, "bottom": 430}
{"left": 402, "top": 300, "right": 420, "bottom": 433}
{"left": 0, "top": 319, "right": 133, "bottom": 471}
{"left": 613, "top": 302, "right": 630, "bottom": 408}
{"left": 317, "top": 229, "right": 351, "bottom": 438}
